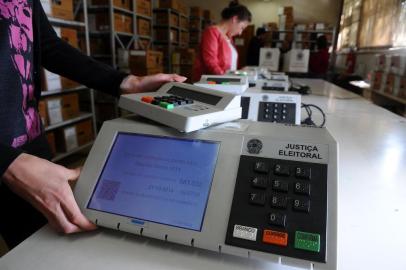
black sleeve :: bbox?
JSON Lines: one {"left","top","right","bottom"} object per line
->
{"left": 0, "top": 144, "right": 23, "bottom": 181}
{"left": 38, "top": 4, "right": 128, "bottom": 97}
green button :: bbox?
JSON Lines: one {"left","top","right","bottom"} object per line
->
{"left": 294, "top": 231, "right": 320, "bottom": 252}
{"left": 159, "top": 102, "right": 174, "bottom": 110}
{"left": 221, "top": 82, "right": 230, "bottom": 85}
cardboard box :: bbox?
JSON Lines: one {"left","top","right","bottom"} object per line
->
{"left": 41, "top": 0, "right": 74, "bottom": 20}
{"left": 180, "top": 16, "right": 188, "bottom": 29}
{"left": 114, "top": 13, "right": 133, "bottom": 33}
{"left": 172, "top": 48, "right": 195, "bottom": 65}
{"left": 39, "top": 101, "right": 48, "bottom": 127}
{"left": 114, "top": 0, "right": 131, "bottom": 10}
{"left": 88, "top": 37, "right": 111, "bottom": 54}
{"left": 91, "top": 0, "right": 131, "bottom": 10}
{"left": 172, "top": 65, "right": 193, "bottom": 81}
{"left": 88, "top": 13, "right": 110, "bottom": 31}
{"left": 43, "top": 69, "right": 62, "bottom": 91}
{"left": 137, "top": 18, "right": 151, "bottom": 36}
{"left": 76, "top": 120, "right": 94, "bottom": 146}
{"left": 190, "top": 7, "right": 203, "bottom": 17}
{"left": 397, "top": 77, "right": 406, "bottom": 98}
{"left": 88, "top": 13, "right": 132, "bottom": 33}
{"left": 136, "top": 0, "right": 151, "bottom": 16}
{"left": 159, "top": 0, "right": 179, "bottom": 10}
{"left": 283, "top": 6, "right": 293, "bottom": 16}
{"left": 393, "top": 76, "right": 406, "bottom": 97}
{"left": 46, "top": 132, "right": 57, "bottom": 156}
{"left": 156, "top": 12, "right": 179, "bottom": 26}
{"left": 190, "top": 31, "right": 200, "bottom": 43}
{"left": 190, "top": 18, "right": 201, "bottom": 29}
{"left": 118, "top": 49, "right": 163, "bottom": 73}
{"left": 46, "top": 94, "right": 80, "bottom": 125}
{"left": 177, "top": 1, "right": 188, "bottom": 15}
{"left": 372, "top": 71, "right": 383, "bottom": 91}
{"left": 54, "top": 27, "right": 78, "bottom": 48}
{"left": 55, "top": 125, "right": 78, "bottom": 152}
{"left": 61, "top": 77, "right": 80, "bottom": 89}
{"left": 136, "top": 39, "right": 151, "bottom": 50}
{"left": 391, "top": 55, "right": 406, "bottom": 76}
{"left": 155, "top": 29, "right": 178, "bottom": 43}
{"left": 180, "top": 31, "right": 189, "bottom": 44}
{"left": 203, "top": 10, "right": 214, "bottom": 21}
{"left": 384, "top": 73, "right": 395, "bottom": 94}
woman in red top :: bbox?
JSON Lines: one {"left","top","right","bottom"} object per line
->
{"left": 309, "top": 35, "right": 330, "bottom": 76}
{"left": 192, "top": 1, "right": 252, "bottom": 82}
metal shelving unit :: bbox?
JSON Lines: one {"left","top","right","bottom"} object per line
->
{"left": 52, "top": 141, "right": 94, "bottom": 162}
{"left": 41, "top": 86, "right": 88, "bottom": 97}
{"left": 188, "top": 15, "right": 213, "bottom": 49}
{"left": 43, "top": 0, "right": 97, "bottom": 162}
{"left": 86, "top": 0, "right": 154, "bottom": 126}
{"left": 152, "top": 4, "right": 189, "bottom": 72}
{"left": 45, "top": 113, "right": 94, "bottom": 132}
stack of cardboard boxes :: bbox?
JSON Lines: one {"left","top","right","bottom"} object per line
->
{"left": 189, "top": 7, "right": 214, "bottom": 50}
{"left": 118, "top": 49, "right": 164, "bottom": 76}
{"left": 41, "top": 0, "right": 74, "bottom": 20}
{"left": 278, "top": 6, "right": 294, "bottom": 45}
{"left": 39, "top": 94, "right": 94, "bottom": 156}
{"left": 136, "top": 0, "right": 152, "bottom": 16}
{"left": 159, "top": 0, "right": 188, "bottom": 15}
{"left": 88, "top": 12, "right": 133, "bottom": 33}
{"left": 172, "top": 48, "right": 196, "bottom": 81}
{"left": 371, "top": 54, "right": 406, "bottom": 99}
{"left": 91, "top": 0, "right": 132, "bottom": 10}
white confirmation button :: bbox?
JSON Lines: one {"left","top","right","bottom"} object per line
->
{"left": 233, "top": 224, "right": 258, "bottom": 241}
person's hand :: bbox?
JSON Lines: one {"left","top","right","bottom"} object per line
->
{"left": 120, "top": 73, "right": 187, "bottom": 94}
{"left": 3, "top": 153, "right": 97, "bottom": 234}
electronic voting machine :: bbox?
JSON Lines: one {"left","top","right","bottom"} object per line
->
{"left": 119, "top": 82, "right": 242, "bottom": 133}
{"left": 242, "top": 88, "right": 301, "bottom": 125}
{"left": 194, "top": 75, "right": 249, "bottom": 94}
{"left": 74, "top": 116, "right": 338, "bottom": 270}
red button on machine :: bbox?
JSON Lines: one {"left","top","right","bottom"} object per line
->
{"left": 262, "top": 230, "right": 288, "bottom": 246}
{"left": 207, "top": 81, "right": 217, "bottom": 85}
{"left": 141, "top": 96, "right": 154, "bottom": 103}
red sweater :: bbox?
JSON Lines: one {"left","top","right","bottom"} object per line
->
{"left": 193, "top": 26, "right": 234, "bottom": 82}
{"left": 309, "top": 48, "right": 329, "bottom": 75}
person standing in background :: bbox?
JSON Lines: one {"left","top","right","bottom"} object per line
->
{"left": 309, "top": 35, "right": 330, "bottom": 76}
{"left": 246, "top": 27, "right": 268, "bottom": 66}
{"left": 192, "top": 0, "right": 252, "bottom": 82}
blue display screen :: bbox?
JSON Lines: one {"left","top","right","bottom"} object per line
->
{"left": 87, "top": 132, "right": 220, "bottom": 231}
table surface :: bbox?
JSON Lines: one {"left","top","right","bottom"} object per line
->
{"left": 2, "top": 79, "right": 406, "bottom": 270}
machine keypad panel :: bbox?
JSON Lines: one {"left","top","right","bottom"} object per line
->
{"left": 258, "top": 102, "right": 297, "bottom": 124}
{"left": 226, "top": 155, "right": 328, "bottom": 262}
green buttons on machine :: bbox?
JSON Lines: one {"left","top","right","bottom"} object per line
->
{"left": 221, "top": 82, "right": 231, "bottom": 85}
{"left": 294, "top": 231, "right": 320, "bottom": 252}
{"left": 159, "top": 102, "right": 174, "bottom": 110}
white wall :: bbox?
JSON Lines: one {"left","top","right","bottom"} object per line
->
{"left": 184, "top": 0, "right": 342, "bottom": 28}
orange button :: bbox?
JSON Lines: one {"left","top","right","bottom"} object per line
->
{"left": 207, "top": 81, "right": 217, "bottom": 85}
{"left": 141, "top": 96, "right": 154, "bottom": 103}
{"left": 263, "top": 230, "right": 288, "bottom": 246}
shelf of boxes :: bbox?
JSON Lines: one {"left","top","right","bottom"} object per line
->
{"left": 40, "top": 0, "right": 97, "bottom": 162}
{"left": 84, "top": 0, "right": 154, "bottom": 126}
{"left": 41, "top": 86, "right": 88, "bottom": 97}
{"left": 367, "top": 57, "right": 406, "bottom": 116}
{"left": 52, "top": 141, "right": 94, "bottom": 162}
